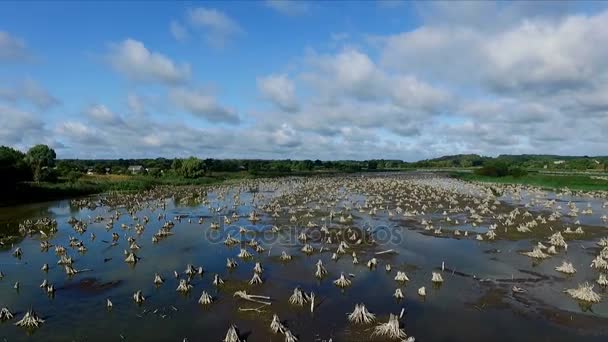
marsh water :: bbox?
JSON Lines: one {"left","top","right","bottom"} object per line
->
{"left": 1, "top": 173, "right": 608, "bottom": 341}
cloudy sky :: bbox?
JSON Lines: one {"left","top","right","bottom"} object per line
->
{"left": 1, "top": 1, "right": 608, "bottom": 160}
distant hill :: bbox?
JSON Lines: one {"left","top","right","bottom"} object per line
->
{"left": 409, "top": 154, "right": 607, "bottom": 171}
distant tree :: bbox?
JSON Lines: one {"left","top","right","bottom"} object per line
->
{"left": 367, "top": 160, "right": 378, "bottom": 170}
{"left": 67, "top": 171, "right": 82, "bottom": 183}
{"left": 25, "top": 144, "right": 56, "bottom": 182}
{"left": 178, "top": 157, "right": 204, "bottom": 178}
{"left": 147, "top": 167, "right": 162, "bottom": 178}
{"left": 0, "top": 146, "right": 30, "bottom": 185}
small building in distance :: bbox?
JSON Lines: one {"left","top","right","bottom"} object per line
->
{"left": 128, "top": 165, "right": 144, "bottom": 174}
{"left": 553, "top": 160, "right": 565, "bottom": 165}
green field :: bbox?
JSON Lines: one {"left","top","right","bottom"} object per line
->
{"left": 453, "top": 172, "right": 608, "bottom": 191}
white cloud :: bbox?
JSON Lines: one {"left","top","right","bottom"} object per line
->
{"left": 169, "top": 87, "right": 240, "bottom": 124}
{"left": 0, "top": 105, "right": 45, "bottom": 145}
{"left": 0, "top": 31, "right": 29, "bottom": 61}
{"left": 265, "top": 0, "right": 310, "bottom": 16}
{"left": 187, "top": 7, "right": 243, "bottom": 48}
{"left": 107, "top": 39, "right": 191, "bottom": 84}
{"left": 170, "top": 20, "right": 189, "bottom": 42}
{"left": 56, "top": 121, "right": 105, "bottom": 145}
{"left": 0, "top": 79, "right": 59, "bottom": 110}
{"left": 381, "top": 10, "right": 608, "bottom": 95}
{"left": 85, "top": 104, "right": 124, "bottom": 125}
{"left": 127, "top": 94, "right": 145, "bottom": 115}
{"left": 257, "top": 74, "right": 299, "bottom": 112}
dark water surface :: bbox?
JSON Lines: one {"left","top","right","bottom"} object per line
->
{"left": 1, "top": 174, "right": 608, "bottom": 341}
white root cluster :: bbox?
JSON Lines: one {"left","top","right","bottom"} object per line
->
{"left": 185, "top": 264, "right": 197, "bottom": 276}
{"left": 133, "top": 290, "right": 145, "bottom": 304}
{"left": 372, "top": 314, "right": 407, "bottom": 340}
{"left": 333, "top": 273, "right": 352, "bottom": 288}
{"left": 301, "top": 244, "right": 313, "bottom": 254}
{"left": 555, "top": 261, "right": 576, "bottom": 274}
{"left": 348, "top": 303, "right": 376, "bottom": 324}
{"left": 154, "top": 273, "right": 164, "bottom": 285}
{"left": 548, "top": 232, "right": 566, "bottom": 247}
{"left": 223, "top": 324, "right": 242, "bottom": 342}
{"left": 591, "top": 256, "right": 608, "bottom": 270}
{"left": 565, "top": 282, "right": 602, "bottom": 303}
{"left": 418, "top": 287, "right": 426, "bottom": 296}
{"left": 270, "top": 314, "right": 286, "bottom": 334}
{"left": 213, "top": 274, "right": 225, "bottom": 286}
{"left": 394, "top": 288, "right": 404, "bottom": 299}
{"left": 0, "top": 307, "right": 14, "bottom": 320}
{"left": 198, "top": 291, "right": 213, "bottom": 305}
{"left": 15, "top": 309, "right": 44, "bottom": 328}
{"left": 249, "top": 273, "right": 263, "bottom": 285}
{"left": 394, "top": 271, "right": 409, "bottom": 282}
{"left": 226, "top": 258, "right": 238, "bottom": 269}
{"left": 289, "top": 287, "right": 308, "bottom": 306}
{"left": 238, "top": 248, "right": 252, "bottom": 259}
{"left": 597, "top": 273, "right": 608, "bottom": 286}
{"left": 315, "top": 260, "right": 327, "bottom": 279}
{"left": 284, "top": 330, "right": 298, "bottom": 342}
{"left": 124, "top": 252, "right": 138, "bottom": 264}
{"left": 432, "top": 272, "right": 444, "bottom": 283}
{"left": 522, "top": 247, "right": 550, "bottom": 259}
{"left": 280, "top": 251, "right": 292, "bottom": 261}
{"left": 176, "top": 279, "right": 193, "bottom": 293}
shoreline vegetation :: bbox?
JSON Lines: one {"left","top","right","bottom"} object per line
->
{"left": 2, "top": 145, "right": 608, "bottom": 207}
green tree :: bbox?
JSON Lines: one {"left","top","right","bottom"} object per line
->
{"left": 25, "top": 144, "right": 56, "bottom": 182}
{"left": 178, "top": 157, "right": 204, "bottom": 178}
{"left": 0, "top": 146, "right": 30, "bottom": 185}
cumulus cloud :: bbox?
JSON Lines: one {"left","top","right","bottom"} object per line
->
{"left": 0, "top": 105, "right": 45, "bottom": 145}
{"left": 107, "top": 39, "right": 191, "bottom": 84}
{"left": 0, "top": 31, "right": 29, "bottom": 61}
{"left": 257, "top": 74, "right": 299, "bottom": 112}
{"left": 14, "top": 3, "right": 608, "bottom": 160}
{"left": 56, "top": 121, "right": 106, "bottom": 145}
{"left": 0, "top": 79, "right": 59, "bottom": 110}
{"left": 170, "top": 20, "right": 189, "bottom": 42}
{"left": 265, "top": 0, "right": 310, "bottom": 16}
{"left": 381, "top": 10, "right": 608, "bottom": 96}
{"left": 187, "top": 7, "right": 243, "bottom": 48}
{"left": 169, "top": 87, "right": 240, "bottom": 124}
{"left": 85, "top": 104, "right": 125, "bottom": 125}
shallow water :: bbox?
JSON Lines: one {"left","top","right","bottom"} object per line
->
{"left": 1, "top": 173, "right": 608, "bottom": 341}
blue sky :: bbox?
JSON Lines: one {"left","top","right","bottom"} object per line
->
{"left": 1, "top": 1, "right": 608, "bottom": 160}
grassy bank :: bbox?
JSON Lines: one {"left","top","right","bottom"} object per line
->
{"left": 0, "top": 173, "right": 254, "bottom": 207}
{"left": 453, "top": 172, "right": 608, "bottom": 191}
{"left": 0, "top": 169, "right": 390, "bottom": 207}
